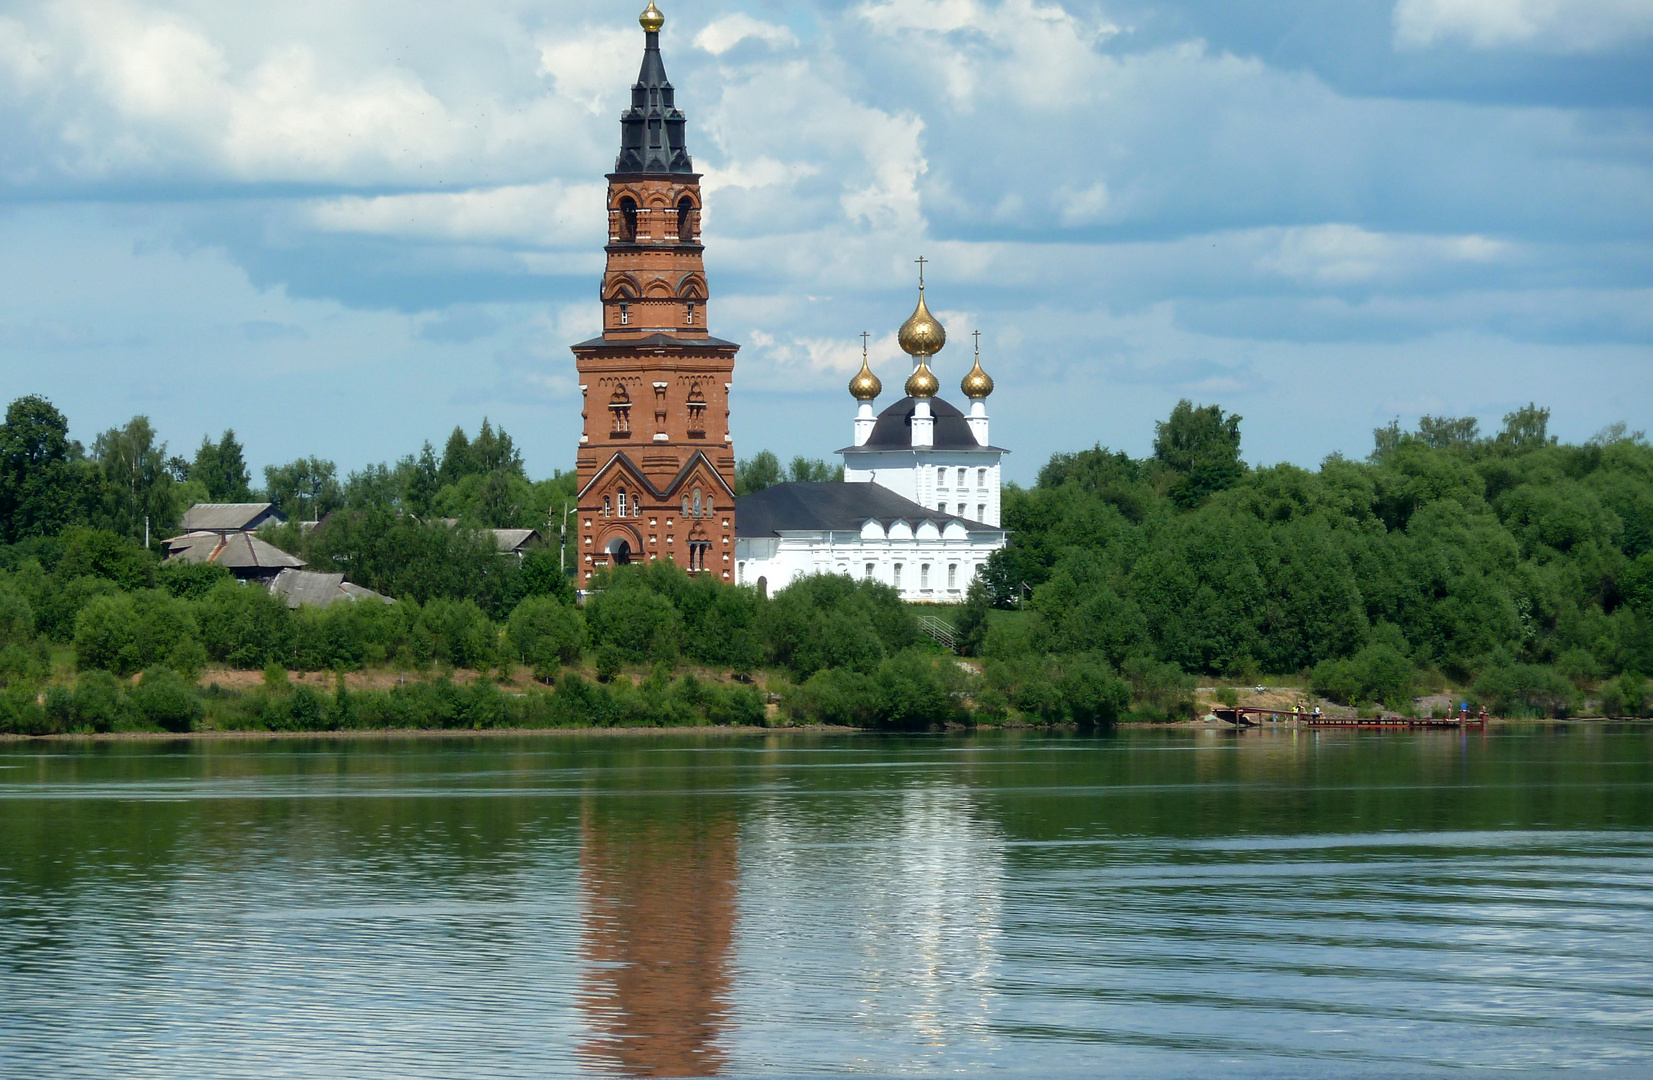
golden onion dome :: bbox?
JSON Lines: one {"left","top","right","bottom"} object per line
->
{"left": 961, "top": 354, "right": 994, "bottom": 399}
{"left": 849, "top": 356, "right": 882, "bottom": 401}
{"left": 639, "top": 0, "right": 665, "bottom": 32}
{"left": 897, "top": 289, "right": 946, "bottom": 357}
{"left": 905, "top": 360, "right": 939, "bottom": 399}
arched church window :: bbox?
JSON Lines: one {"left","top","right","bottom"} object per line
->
{"left": 677, "top": 197, "right": 693, "bottom": 244}
{"left": 609, "top": 385, "right": 631, "bottom": 436}
{"left": 617, "top": 490, "right": 627, "bottom": 517}
{"left": 687, "top": 383, "right": 706, "bottom": 438}
{"left": 603, "top": 496, "right": 612, "bottom": 517}
{"left": 682, "top": 495, "right": 690, "bottom": 516}
{"left": 692, "top": 487, "right": 702, "bottom": 517}
{"left": 619, "top": 196, "right": 638, "bottom": 242}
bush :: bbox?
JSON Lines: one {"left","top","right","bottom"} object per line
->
{"left": 1057, "top": 653, "right": 1132, "bottom": 726}
{"left": 130, "top": 668, "right": 203, "bottom": 732}
{"left": 157, "top": 560, "right": 234, "bottom": 600}
{"left": 1599, "top": 672, "right": 1647, "bottom": 717}
{"left": 595, "top": 644, "right": 624, "bottom": 683}
{"left": 585, "top": 587, "right": 682, "bottom": 661}
{"left": 1472, "top": 663, "right": 1577, "bottom": 718}
{"left": 74, "top": 590, "right": 198, "bottom": 676}
{"left": 1217, "top": 687, "right": 1239, "bottom": 707}
{"left": 508, "top": 596, "right": 586, "bottom": 677}
{"left": 1122, "top": 655, "right": 1196, "bottom": 719}
{"left": 418, "top": 598, "right": 498, "bottom": 670}
{"left": 1312, "top": 643, "right": 1414, "bottom": 707}
{"left": 71, "top": 670, "right": 128, "bottom": 732}
{"left": 195, "top": 581, "right": 294, "bottom": 668}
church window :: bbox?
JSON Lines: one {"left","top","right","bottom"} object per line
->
{"left": 677, "top": 197, "right": 694, "bottom": 244}
{"left": 921, "top": 564, "right": 930, "bottom": 589}
{"left": 618, "top": 197, "right": 638, "bottom": 242}
{"left": 948, "top": 564, "right": 957, "bottom": 590}
{"left": 686, "top": 300, "right": 696, "bottom": 325}
{"left": 609, "top": 385, "right": 631, "bottom": 436}
{"left": 957, "top": 468, "right": 966, "bottom": 487}
{"left": 978, "top": 503, "right": 986, "bottom": 520}
{"left": 978, "top": 468, "right": 987, "bottom": 487}
{"left": 937, "top": 466, "right": 946, "bottom": 487}
{"left": 617, "top": 491, "right": 627, "bottom": 516}
{"left": 603, "top": 496, "right": 612, "bottom": 517}
{"left": 682, "top": 496, "right": 690, "bottom": 516}
{"left": 957, "top": 504, "right": 966, "bottom": 517}
{"left": 893, "top": 564, "right": 902, "bottom": 588}
{"left": 693, "top": 488, "right": 702, "bottom": 517}
{"left": 687, "top": 383, "right": 706, "bottom": 438}
{"left": 865, "top": 562, "right": 875, "bottom": 580}
{"left": 620, "top": 301, "right": 629, "bottom": 326}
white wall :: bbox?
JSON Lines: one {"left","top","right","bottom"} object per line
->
{"left": 840, "top": 452, "right": 1002, "bottom": 526}
{"left": 734, "top": 527, "right": 1001, "bottom": 603}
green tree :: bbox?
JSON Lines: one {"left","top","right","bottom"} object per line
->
{"left": 190, "top": 429, "right": 253, "bottom": 501}
{"left": 508, "top": 596, "right": 587, "bottom": 677}
{"left": 92, "top": 416, "right": 182, "bottom": 544}
{"left": 0, "top": 395, "right": 92, "bottom": 543}
{"left": 735, "top": 451, "right": 782, "bottom": 495}
{"left": 1152, "top": 400, "right": 1244, "bottom": 507}
{"left": 263, "top": 457, "right": 342, "bottom": 520}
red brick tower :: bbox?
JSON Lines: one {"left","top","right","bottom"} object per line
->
{"left": 573, "top": 1, "right": 738, "bottom": 585}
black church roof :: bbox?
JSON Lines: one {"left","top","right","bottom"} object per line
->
{"left": 614, "top": 26, "right": 692, "bottom": 174}
{"left": 838, "top": 396, "right": 1006, "bottom": 454}
{"left": 735, "top": 482, "right": 1002, "bottom": 538}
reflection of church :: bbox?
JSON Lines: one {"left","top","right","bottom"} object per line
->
{"left": 572, "top": 1, "right": 1007, "bottom": 601}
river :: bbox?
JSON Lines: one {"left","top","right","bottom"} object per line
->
{"left": 2, "top": 726, "right": 1650, "bottom": 1078}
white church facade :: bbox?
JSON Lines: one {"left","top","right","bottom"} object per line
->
{"left": 734, "top": 276, "right": 1008, "bottom": 602}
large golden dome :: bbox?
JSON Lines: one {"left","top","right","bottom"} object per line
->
{"left": 905, "top": 360, "right": 939, "bottom": 399}
{"left": 961, "top": 353, "right": 994, "bottom": 399}
{"left": 897, "top": 290, "right": 946, "bottom": 357}
{"left": 639, "top": 0, "right": 664, "bottom": 32}
{"left": 849, "top": 356, "right": 883, "bottom": 401}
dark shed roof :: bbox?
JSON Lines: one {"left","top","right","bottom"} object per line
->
{"left": 838, "top": 397, "right": 1006, "bottom": 453}
{"left": 735, "top": 482, "right": 1002, "bottom": 538}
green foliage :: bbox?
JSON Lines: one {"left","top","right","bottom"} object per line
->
{"left": 785, "top": 649, "right": 968, "bottom": 728}
{"left": 157, "top": 559, "right": 234, "bottom": 600}
{"left": 761, "top": 573, "right": 916, "bottom": 678}
{"left": 91, "top": 415, "right": 182, "bottom": 544}
{"left": 130, "top": 668, "right": 203, "bottom": 732}
{"left": 1153, "top": 399, "right": 1245, "bottom": 507}
{"left": 197, "top": 582, "right": 295, "bottom": 668}
{"left": 263, "top": 456, "right": 342, "bottom": 521}
{"left": 735, "top": 450, "right": 782, "bottom": 496}
{"left": 0, "top": 395, "right": 93, "bottom": 544}
{"left": 190, "top": 430, "right": 253, "bottom": 502}
{"left": 73, "top": 590, "right": 197, "bottom": 676}
{"left": 594, "top": 644, "right": 624, "bottom": 683}
{"left": 418, "top": 599, "right": 498, "bottom": 670}
{"left": 1472, "top": 663, "right": 1578, "bottom": 718}
{"left": 508, "top": 596, "right": 586, "bottom": 678}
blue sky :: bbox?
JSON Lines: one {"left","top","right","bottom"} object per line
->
{"left": 0, "top": 0, "right": 1649, "bottom": 484}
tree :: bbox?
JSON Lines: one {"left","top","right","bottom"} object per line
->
{"left": 787, "top": 456, "right": 843, "bottom": 483}
{"left": 736, "top": 450, "right": 782, "bottom": 495}
{"left": 263, "top": 457, "right": 341, "bottom": 520}
{"left": 0, "top": 395, "right": 91, "bottom": 543}
{"left": 191, "top": 430, "right": 253, "bottom": 501}
{"left": 1152, "top": 400, "right": 1244, "bottom": 507}
{"left": 92, "top": 416, "right": 182, "bottom": 544}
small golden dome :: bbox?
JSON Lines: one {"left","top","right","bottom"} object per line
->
{"left": 905, "top": 361, "right": 939, "bottom": 399}
{"left": 897, "top": 289, "right": 946, "bottom": 357}
{"left": 849, "top": 356, "right": 882, "bottom": 401}
{"left": 961, "top": 355, "right": 994, "bottom": 399}
{"left": 639, "top": 0, "right": 665, "bottom": 32}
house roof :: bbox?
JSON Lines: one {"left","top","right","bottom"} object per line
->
{"left": 735, "top": 482, "right": 1003, "bottom": 538}
{"left": 164, "top": 531, "right": 306, "bottom": 571}
{"left": 178, "top": 503, "right": 285, "bottom": 532}
{"left": 269, "top": 569, "right": 393, "bottom": 609}
{"left": 569, "top": 332, "right": 739, "bottom": 351}
{"left": 838, "top": 396, "right": 1006, "bottom": 454}
{"left": 492, "top": 528, "right": 542, "bottom": 553}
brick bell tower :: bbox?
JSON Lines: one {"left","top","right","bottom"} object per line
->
{"left": 572, "top": 1, "right": 738, "bottom": 585}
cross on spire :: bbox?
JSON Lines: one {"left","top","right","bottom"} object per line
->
{"left": 860, "top": 330, "right": 870, "bottom": 357}
{"left": 914, "top": 255, "right": 927, "bottom": 289}
{"left": 972, "top": 329, "right": 981, "bottom": 356}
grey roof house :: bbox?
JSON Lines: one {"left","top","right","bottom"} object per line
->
{"left": 269, "top": 570, "right": 393, "bottom": 609}
{"left": 163, "top": 531, "right": 305, "bottom": 584}
{"left": 178, "top": 503, "right": 287, "bottom": 534}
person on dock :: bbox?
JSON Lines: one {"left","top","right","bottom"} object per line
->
{"left": 1460, "top": 701, "right": 1470, "bottom": 722}
{"left": 1478, "top": 706, "right": 1489, "bottom": 724}
{"left": 1293, "top": 704, "right": 1301, "bottom": 723}
{"left": 1312, "top": 706, "right": 1322, "bottom": 721}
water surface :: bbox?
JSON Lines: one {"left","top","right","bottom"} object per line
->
{"left": 2, "top": 726, "right": 1651, "bottom": 1078}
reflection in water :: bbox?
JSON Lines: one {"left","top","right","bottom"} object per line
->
{"left": 578, "top": 800, "right": 738, "bottom": 1077}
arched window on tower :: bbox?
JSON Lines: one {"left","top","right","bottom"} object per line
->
{"left": 618, "top": 196, "right": 638, "bottom": 242}
{"left": 677, "top": 197, "right": 693, "bottom": 244}
{"left": 692, "top": 487, "right": 702, "bottom": 517}
{"left": 603, "top": 495, "right": 612, "bottom": 517}
{"left": 617, "top": 490, "right": 627, "bottom": 517}
{"left": 687, "top": 383, "right": 706, "bottom": 438}
{"left": 609, "top": 385, "right": 631, "bottom": 437}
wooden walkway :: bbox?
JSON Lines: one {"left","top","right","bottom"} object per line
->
{"left": 1212, "top": 706, "right": 1486, "bottom": 729}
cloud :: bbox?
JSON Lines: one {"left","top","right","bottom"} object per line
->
{"left": 1393, "top": 0, "right": 1653, "bottom": 53}
{"left": 1254, "top": 224, "right": 1510, "bottom": 285}
{"left": 694, "top": 15, "right": 799, "bottom": 56}
{"left": 306, "top": 181, "right": 606, "bottom": 248}
{"left": 537, "top": 26, "right": 638, "bottom": 113}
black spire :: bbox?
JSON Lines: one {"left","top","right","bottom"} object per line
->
{"left": 615, "top": 25, "right": 692, "bottom": 174}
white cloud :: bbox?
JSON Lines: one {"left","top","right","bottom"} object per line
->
{"left": 306, "top": 181, "right": 606, "bottom": 248}
{"left": 536, "top": 26, "right": 637, "bottom": 113}
{"left": 694, "top": 14, "right": 799, "bottom": 56}
{"left": 1393, "top": 0, "right": 1653, "bottom": 52}
{"left": 1255, "top": 224, "right": 1510, "bottom": 285}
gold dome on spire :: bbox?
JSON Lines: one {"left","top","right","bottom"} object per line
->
{"left": 897, "top": 290, "right": 946, "bottom": 358}
{"left": 961, "top": 333, "right": 994, "bottom": 398}
{"left": 849, "top": 356, "right": 882, "bottom": 401}
{"left": 639, "top": 0, "right": 664, "bottom": 32}
{"left": 905, "top": 360, "right": 939, "bottom": 399}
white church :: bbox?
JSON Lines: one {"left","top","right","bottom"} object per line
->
{"left": 733, "top": 276, "right": 1008, "bottom": 602}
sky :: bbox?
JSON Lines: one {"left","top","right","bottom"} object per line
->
{"left": 0, "top": 0, "right": 1649, "bottom": 485}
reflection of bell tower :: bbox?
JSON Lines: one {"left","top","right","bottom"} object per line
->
{"left": 572, "top": 1, "right": 739, "bottom": 587}
{"left": 577, "top": 800, "right": 738, "bottom": 1077}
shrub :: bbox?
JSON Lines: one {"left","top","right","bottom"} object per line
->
{"left": 1057, "top": 653, "right": 1133, "bottom": 726}
{"left": 1217, "top": 687, "right": 1240, "bottom": 707}
{"left": 1122, "top": 655, "right": 1196, "bottom": 719}
{"left": 418, "top": 598, "right": 498, "bottom": 670}
{"left": 71, "top": 670, "right": 128, "bottom": 732}
{"left": 157, "top": 560, "right": 234, "bottom": 600}
{"left": 508, "top": 596, "right": 586, "bottom": 677}
{"left": 130, "top": 668, "right": 203, "bottom": 732}
{"left": 595, "top": 644, "right": 624, "bottom": 683}
{"left": 0, "top": 685, "right": 48, "bottom": 735}
{"left": 74, "top": 590, "right": 198, "bottom": 676}
{"left": 585, "top": 587, "right": 682, "bottom": 661}
{"left": 1472, "top": 663, "right": 1577, "bottom": 717}
{"left": 195, "top": 581, "right": 294, "bottom": 668}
